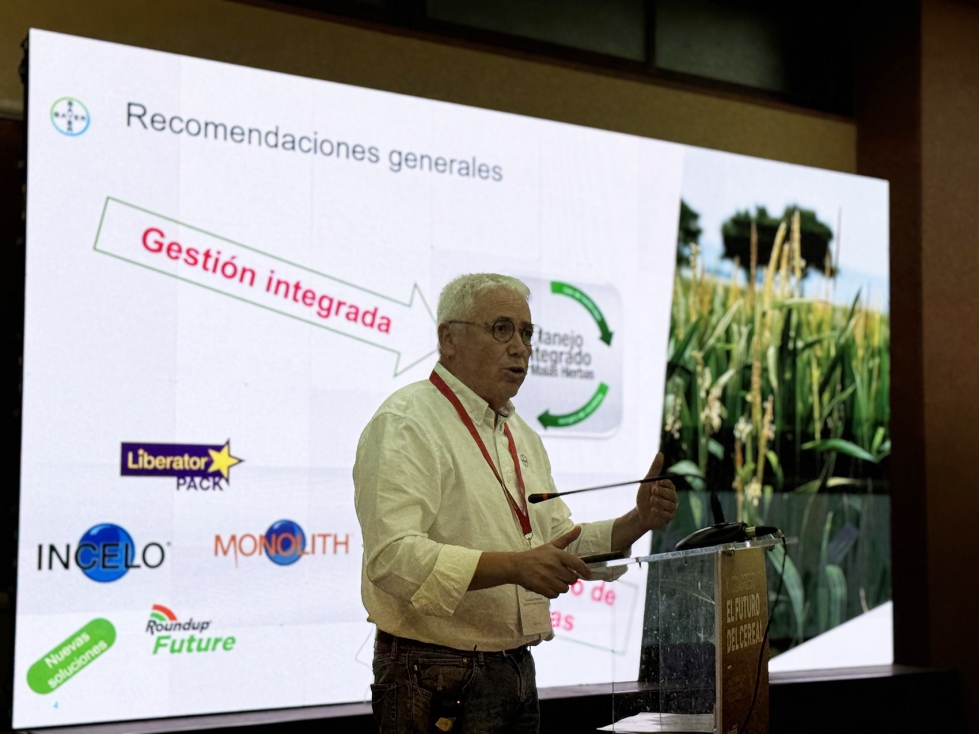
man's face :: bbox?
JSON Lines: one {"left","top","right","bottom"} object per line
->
{"left": 441, "top": 287, "right": 532, "bottom": 411}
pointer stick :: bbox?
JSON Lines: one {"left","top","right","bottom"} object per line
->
{"left": 527, "top": 474, "right": 686, "bottom": 504}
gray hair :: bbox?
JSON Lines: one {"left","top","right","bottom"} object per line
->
{"left": 436, "top": 273, "right": 531, "bottom": 325}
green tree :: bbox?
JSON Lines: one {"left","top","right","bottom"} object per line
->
{"left": 677, "top": 199, "right": 702, "bottom": 267}
{"left": 722, "top": 205, "right": 834, "bottom": 279}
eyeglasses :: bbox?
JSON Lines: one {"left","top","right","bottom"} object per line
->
{"left": 447, "top": 318, "right": 536, "bottom": 346}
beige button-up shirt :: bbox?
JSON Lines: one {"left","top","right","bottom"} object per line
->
{"left": 354, "top": 362, "right": 615, "bottom": 651}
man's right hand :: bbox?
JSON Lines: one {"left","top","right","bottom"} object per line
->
{"left": 513, "top": 526, "right": 593, "bottom": 598}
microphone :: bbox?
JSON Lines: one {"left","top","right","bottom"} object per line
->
{"left": 674, "top": 488, "right": 782, "bottom": 550}
{"left": 527, "top": 474, "right": 685, "bottom": 504}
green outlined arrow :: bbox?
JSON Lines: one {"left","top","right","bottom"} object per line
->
{"left": 538, "top": 383, "right": 609, "bottom": 428}
{"left": 92, "top": 197, "right": 436, "bottom": 377}
{"left": 550, "top": 281, "right": 614, "bottom": 345}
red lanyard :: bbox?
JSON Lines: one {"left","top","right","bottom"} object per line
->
{"left": 429, "top": 370, "right": 532, "bottom": 536}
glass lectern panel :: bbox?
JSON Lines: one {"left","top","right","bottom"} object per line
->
{"left": 599, "top": 537, "right": 782, "bottom": 733}
{"left": 656, "top": 553, "right": 717, "bottom": 714}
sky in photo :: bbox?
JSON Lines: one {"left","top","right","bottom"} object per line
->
{"left": 679, "top": 147, "right": 890, "bottom": 311}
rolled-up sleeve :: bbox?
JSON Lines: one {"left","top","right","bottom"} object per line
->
{"left": 547, "top": 497, "right": 615, "bottom": 557}
{"left": 538, "top": 453, "right": 615, "bottom": 557}
{"left": 354, "top": 411, "right": 482, "bottom": 617}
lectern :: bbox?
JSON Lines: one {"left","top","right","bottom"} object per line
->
{"left": 595, "top": 537, "right": 784, "bottom": 733}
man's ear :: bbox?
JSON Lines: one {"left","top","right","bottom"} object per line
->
{"left": 437, "top": 323, "right": 456, "bottom": 359}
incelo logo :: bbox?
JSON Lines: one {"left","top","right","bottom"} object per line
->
{"left": 215, "top": 519, "right": 351, "bottom": 567}
{"left": 50, "top": 97, "right": 90, "bottom": 136}
{"left": 145, "top": 604, "right": 234, "bottom": 655}
{"left": 36, "top": 523, "right": 165, "bottom": 581}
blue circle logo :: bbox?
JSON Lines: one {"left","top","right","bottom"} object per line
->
{"left": 265, "top": 520, "right": 306, "bottom": 566}
{"left": 77, "top": 524, "right": 136, "bottom": 582}
{"left": 50, "top": 97, "right": 90, "bottom": 136}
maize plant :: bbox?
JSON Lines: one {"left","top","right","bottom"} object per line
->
{"left": 660, "top": 209, "right": 890, "bottom": 522}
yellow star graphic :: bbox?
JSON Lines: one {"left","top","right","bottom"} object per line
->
{"left": 207, "top": 442, "right": 242, "bottom": 479}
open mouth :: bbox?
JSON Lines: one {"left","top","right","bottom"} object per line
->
{"left": 507, "top": 366, "right": 526, "bottom": 377}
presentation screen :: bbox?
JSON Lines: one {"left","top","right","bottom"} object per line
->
{"left": 13, "top": 29, "right": 889, "bottom": 728}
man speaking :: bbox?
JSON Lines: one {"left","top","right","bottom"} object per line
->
{"left": 354, "top": 273, "right": 677, "bottom": 733}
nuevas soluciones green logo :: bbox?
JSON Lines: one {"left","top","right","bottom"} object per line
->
{"left": 27, "top": 618, "right": 116, "bottom": 694}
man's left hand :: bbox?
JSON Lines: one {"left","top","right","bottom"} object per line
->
{"left": 636, "top": 452, "right": 678, "bottom": 531}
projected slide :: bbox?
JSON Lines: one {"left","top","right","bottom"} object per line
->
{"left": 14, "top": 29, "right": 888, "bottom": 728}
{"left": 14, "top": 30, "right": 681, "bottom": 727}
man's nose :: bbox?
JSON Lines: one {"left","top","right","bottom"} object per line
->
{"left": 509, "top": 336, "right": 531, "bottom": 358}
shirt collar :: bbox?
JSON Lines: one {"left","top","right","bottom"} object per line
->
{"left": 434, "top": 362, "right": 514, "bottom": 427}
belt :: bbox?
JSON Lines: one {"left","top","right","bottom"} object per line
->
{"left": 375, "top": 630, "right": 530, "bottom": 657}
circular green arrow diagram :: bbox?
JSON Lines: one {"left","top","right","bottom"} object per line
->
{"left": 538, "top": 382, "right": 609, "bottom": 428}
{"left": 538, "top": 281, "right": 614, "bottom": 429}
{"left": 550, "top": 281, "right": 614, "bottom": 345}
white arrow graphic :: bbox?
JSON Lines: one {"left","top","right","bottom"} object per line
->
{"left": 93, "top": 197, "right": 436, "bottom": 376}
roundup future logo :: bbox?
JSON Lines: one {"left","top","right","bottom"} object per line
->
{"left": 145, "top": 604, "right": 234, "bottom": 655}
{"left": 50, "top": 97, "right": 90, "bottom": 136}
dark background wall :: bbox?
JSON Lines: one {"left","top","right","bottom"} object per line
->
{"left": 920, "top": 0, "right": 979, "bottom": 720}
{"left": 0, "top": 0, "right": 856, "bottom": 170}
{"left": 2, "top": 0, "right": 979, "bottom": 731}
{"left": 855, "top": 4, "right": 979, "bottom": 731}
{"left": 0, "top": 114, "right": 24, "bottom": 734}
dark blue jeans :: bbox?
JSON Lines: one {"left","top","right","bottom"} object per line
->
{"left": 371, "top": 633, "right": 539, "bottom": 733}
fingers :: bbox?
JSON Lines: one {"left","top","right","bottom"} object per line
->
{"left": 640, "top": 494, "right": 674, "bottom": 513}
{"left": 561, "top": 552, "right": 593, "bottom": 581}
{"left": 540, "top": 563, "right": 586, "bottom": 598}
{"left": 550, "top": 527, "right": 593, "bottom": 579}
{"left": 554, "top": 564, "right": 580, "bottom": 586}
{"left": 638, "top": 493, "right": 676, "bottom": 515}
{"left": 522, "top": 527, "right": 603, "bottom": 597}
{"left": 529, "top": 565, "right": 575, "bottom": 598}
{"left": 543, "top": 545, "right": 592, "bottom": 581}
{"left": 643, "top": 497, "right": 676, "bottom": 517}
{"left": 635, "top": 477, "right": 678, "bottom": 531}
{"left": 541, "top": 583, "right": 568, "bottom": 599}
{"left": 645, "top": 451, "right": 665, "bottom": 480}
{"left": 641, "top": 480, "right": 678, "bottom": 505}
{"left": 551, "top": 525, "right": 582, "bottom": 550}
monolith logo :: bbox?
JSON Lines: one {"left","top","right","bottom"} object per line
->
{"left": 50, "top": 97, "right": 90, "bottom": 136}
{"left": 264, "top": 519, "right": 306, "bottom": 566}
{"left": 214, "top": 519, "right": 351, "bottom": 567}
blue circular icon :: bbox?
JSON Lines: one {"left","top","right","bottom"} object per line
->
{"left": 265, "top": 520, "right": 305, "bottom": 566}
{"left": 50, "top": 97, "right": 90, "bottom": 136}
{"left": 77, "top": 524, "right": 135, "bottom": 582}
